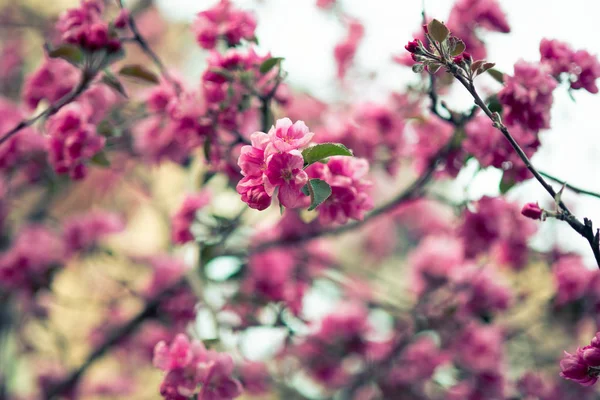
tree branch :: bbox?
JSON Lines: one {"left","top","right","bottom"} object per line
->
{"left": 44, "top": 279, "right": 186, "bottom": 398}
{"left": 446, "top": 63, "right": 600, "bottom": 267}
{"left": 0, "top": 71, "right": 95, "bottom": 145}
{"left": 117, "top": 0, "right": 180, "bottom": 92}
{"left": 539, "top": 171, "right": 600, "bottom": 200}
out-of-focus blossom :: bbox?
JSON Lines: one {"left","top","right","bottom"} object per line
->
{"left": 192, "top": 0, "right": 256, "bottom": 49}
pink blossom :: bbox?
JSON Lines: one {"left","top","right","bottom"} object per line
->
{"left": 307, "top": 156, "right": 373, "bottom": 224}
{"left": 56, "top": 0, "right": 120, "bottom": 52}
{"left": 571, "top": 50, "right": 600, "bottom": 94}
{"left": 540, "top": 39, "right": 600, "bottom": 94}
{"left": 447, "top": 0, "right": 510, "bottom": 60}
{"left": 153, "top": 334, "right": 242, "bottom": 400}
{"left": 386, "top": 337, "right": 445, "bottom": 385}
{"left": 455, "top": 323, "right": 504, "bottom": 373}
{"left": 553, "top": 255, "right": 594, "bottom": 305}
{"left": 22, "top": 57, "right": 79, "bottom": 110}
{"left": 0, "top": 38, "right": 23, "bottom": 80}
{"left": 46, "top": 102, "right": 105, "bottom": 180}
{"left": 236, "top": 176, "right": 272, "bottom": 211}
{"left": 242, "top": 249, "right": 306, "bottom": 313}
{"left": 171, "top": 192, "right": 211, "bottom": 244}
{"left": 464, "top": 115, "right": 538, "bottom": 182}
{"left": 0, "top": 225, "right": 65, "bottom": 293}
{"left": 521, "top": 202, "right": 543, "bottom": 220}
{"left": 296, "top": 303, "right": 373, "bottom": 387}
{"left": 238, "top": 361, "right": 270, "bottom": 395}
{"left": 452, "top": 265, "right": 513, "bottom": 317}
{"left": 63, "top": 211, "right": 125, "bottom": 255}
{"left": 264, "top": 151, "right": 308, "bottom": 208}
{"left": 560, "top": 348, "right": 600, "bottom": 386}
{"left": 409, "top": 235, "right": 465, "bottom": 293}
{"left": 410, "top": 117, "right": 460, "bottom": 178}
{"left": 334, "top": 19, "right": 364, "bottom": 80}
{"left": 460, "top": 196, "right": 536, "bottom": 269}
{"left": 267, "top": 118, "right": 314, "bottom": 153}
{"left": 316, "top": 0, "right": 336, "bottom": 9}
{"left": 498, "top": 61, "right": 557, "bottom": 133}
{"left": 192, "top": 0, "right": 256, "bottom": 49}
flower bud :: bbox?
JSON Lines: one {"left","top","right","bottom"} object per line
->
{"left": 405, "top": 39, "right": 419, "bottom": 54}
{"left": 521, "top": 202, "right": 543, "bottom": 220}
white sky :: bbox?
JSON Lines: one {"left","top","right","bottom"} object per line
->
{"left": 153, "top": 0, "right": 600, "bottom": 267}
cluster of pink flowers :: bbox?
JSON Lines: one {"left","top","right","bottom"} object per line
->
{"left": 383, "top": 336, "right": 445, "bottom": 393}
{"left": 62, "top": 211, "right": 124, "bottom": 255}
{"left": 307, "top": 156, "right": 373, "bottom": 224}
{"left": 153, "top": 334, "right": 243, "bottom": 400}
{"left": 561, "top": 332, "right": 600, "bottom": 386}
{"left": 540, "top": 38, "right": 600, "bottom": 94}
{"left": 334, "top": 18, "right": 364, "bottom": 80}
{"left": 192, "top": 0, "right": 256, "bottom": 50}
{"left": 23, "top": 57, "right": 80, "bottom": 110}
{"left": 171, "top": 192, "right": 211, "bottom": 244}
{"left": 498, "top": 60, "right": 557, "bottom": 133}
{"left": 56, "top": 0, "right": 121, "bottom": 52}
{"left": 0, "top": 225, "right": 65, "bottom": 293}
{"left": 459, "top": 196, "right": 536, "bottom": 269}
{"left": 410, "top": 117, "right": 462, "bottom": 178}
{"left": 241, "top": 248, "right": 308, "bottom": 315}
{"left": 237, "top": 118, "right": 312, "bottom": 210}
{"left": 46, "top": 102, "right": 105, "bottom": 180}
{"left": 316, "top": 102, "right": 406, "bottom": 175}
{"left": 447, "top": 0, "right": 510, "bottom": 60}
{"left": 295, "top": 303, "right": 374, "bottom": 387}
{"left": 202, "top": 47, "right": 288, "bottom": 118}
{"left": 464, "top": 115, "right": 539, "bottom": 182}
{"left": 143, "top": 255, "right": 198, "bottom": 327}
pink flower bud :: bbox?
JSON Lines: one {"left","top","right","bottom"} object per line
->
{"left": 521, "top": 202, "right": 543, "bottom": 220}
{"left": 405, "top": 40, "right": 419, "bottom": 54}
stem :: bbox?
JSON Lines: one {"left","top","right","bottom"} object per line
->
{"left": 0, "top": 72, "right": 94, "bottom": 145}
{"left": 539, "top": 171, "right": 600, "bottom": 200}
{"left": 447, "top": 63, "right": 600, "bottom": 267}
{"left": 44, "top": 279, "right": 186, "bottom": 398}
{"left": 117, "top": 0, "right": 180, "bottom": 92}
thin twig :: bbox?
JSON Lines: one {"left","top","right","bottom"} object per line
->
{"left": 446, "top": 62, "right": 600, "bottom": 267}
{"left": 0, "top": 72, "right": 94, "bottom": 145}
{"left": 45, "top": 279, "right": 186, "bottom": 398}
{"left": 117, "top": 0, "right": 180, "bottom": 92}
{"left": 539, "top": 171, "right": 600, "bottom": 200}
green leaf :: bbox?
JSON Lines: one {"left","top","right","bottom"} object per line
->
{"left": 487, "top": 96, "right": 503, "bottom": 114}
{"left": 304, "top": 179, "right": 332, "bottom": 211}
{"left": 487, "top": 68, "right": 504, "bottom": 84}
{"left": 451, "top": 39, "right": 466, "bottom": 56}
{"left": 101, "top": 73, "right": 128, "bottom": 98}
{"left": 259, "top": 57, "right": 284, "bottom": 74}
{"left": 91, "top": 151, "right": 110, "bottom": 168}
{"left": 428, "top": 19, "right": 449, "bottom": 43}
{"left": 499, "top": 173, "right": 516, "bottom": 194}
{"left": 119, "top": 64, "right": 160, "bottom": 84}
{"left": 302, "top": 143, "right": 353, "bottom": 167}
{"left": 47, "top": 44, "right": 84, "bottom": 66}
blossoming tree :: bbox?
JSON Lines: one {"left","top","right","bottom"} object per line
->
{"left": 2, "top": 0, "right": 600, "bottom": 399}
